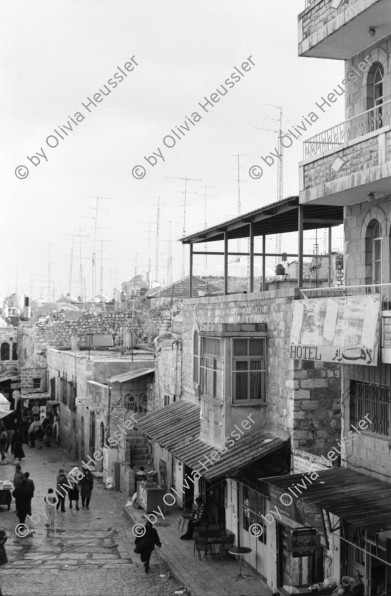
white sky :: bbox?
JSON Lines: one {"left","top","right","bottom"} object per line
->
{"left": 1, "top": 0, "right": 345, "bottom": 300}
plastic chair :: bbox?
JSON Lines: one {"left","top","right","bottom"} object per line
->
{"left": 219, "top": 534, "right": 235, "bottom": 560}
{"left": 194, "top": 538, "right": 214, "bottom": 561}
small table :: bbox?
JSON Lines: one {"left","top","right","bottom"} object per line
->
{"left": 228, "top": 546, "right": 252, "bottom": 580}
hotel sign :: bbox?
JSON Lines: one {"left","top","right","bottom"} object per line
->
{"left": 290, "top": 295, "right": 381, "bottom": 366}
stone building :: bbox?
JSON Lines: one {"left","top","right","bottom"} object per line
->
{"left": 271, "top": 1, "right": 391, "bottom": 595}
{"left": 46, "top": 347, "right": 154, "bottom": 493}
{"left": 136, "top": 196, "right": 345, "bottom": 591}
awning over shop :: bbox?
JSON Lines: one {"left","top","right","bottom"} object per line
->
{"left": 261, "top": 467, "right": 391, "bottom": 533}
{"left": 108, "top": 368, "right": 155, "bottom": 384}
{"left": 176, "top": 432, "right": 288, "bottom": 481}
{"left": 21, "top": 392, "right": 51, "bottom": 400}
{"left": 136, "top": 400, "right": 289, "bottom": 481}
{"left": 136, "top": 400, "right": 200, "bottom": 451}
{"left": 0, "top": 375, "right": 19, "bottom": 383}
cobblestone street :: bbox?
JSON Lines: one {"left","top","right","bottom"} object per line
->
{"left": 0, "top": 445, "right": 177, "bottom": 596}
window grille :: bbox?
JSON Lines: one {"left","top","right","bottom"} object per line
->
{"left": 351, "top": 381, "right": 390, "bottom": 437}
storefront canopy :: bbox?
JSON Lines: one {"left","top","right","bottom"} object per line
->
{"left": 136, "top": 400, "right": 200, "bottom": 452}
{"left": 261, "top": 467, "right": 391, "bottom": 533}
{"left": 136, "top": 400, "right": 289, "bottom": 481}
{"left": 108, "top": 368, "right": 155, "bottom": 384}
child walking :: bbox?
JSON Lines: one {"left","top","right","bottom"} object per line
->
{"left": 44, "top": 489, "right": 56, "bottom": 532}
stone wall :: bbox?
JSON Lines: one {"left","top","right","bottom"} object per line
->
{"left": 345, "top": 38, "right": 391, "bottom": 121}
{"left": 342, "top": 363, "right": 391, "bottom": 483}
{"left": 298, "top": 0, "right": 378, "bottom": 53}
{"left": 344, "top": 196, "right": 391, "bottom": 286}
{"left": 36, "top": 311, "right": 145, "bottom": 348}
{"left": 179, "top": 290, "right": 341, "bottom": 456}
{"left": 154, "top": 332, "right": 182, "bottom": 411}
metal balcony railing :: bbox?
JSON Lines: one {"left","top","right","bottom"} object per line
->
{"left": 303, "top": 99, "right": 391, "bottom": 160}
{"left": 300, "top": 283, "right": 391, "bottom": 309}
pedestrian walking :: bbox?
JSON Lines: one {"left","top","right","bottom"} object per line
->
{"left": 5, "top": 428, "right": 14, "bottom": 454}
{"left": 28, "top": 420, "right": 37, "bottom": 447}
{"left": 24, "top": 473, "right": 35, "bottom": 496}
{"left": 13, "top": 465, "right": 24, "bottom": 488}
{"left": 21, "top": 419, "right": 30, "bottom": 445}
{"left": 44, "top": 489, "right": 56, "bottom": 531}
{"left": 12, "top": 478, "right": 33, "bottom": 524}
{"left": 67, "top": 473, "right": 80, "bottom": 510}
{"left": 35, "top": 425, "right": 44, "bottom": 449}
{"left": 12, "top": 428, "right": 25, "bottom": 462}
{"left": 0, "top": 430, "right": 7, "bottom": 463}
{"left": 134, "top": 520, "right": 161, "bottom": 573}
{"left": 0, "top": 529, "right": 8, "bottom": 566}
{"left": 56, "top": 469, "right": 68, "bottom": 512}
{"left": 79, "top": 468, "right": 93, "bottom": 509}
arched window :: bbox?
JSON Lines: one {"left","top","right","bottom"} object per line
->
{"left": 365, "top": 220, "right": 382, "bottom": 284}
{"left": 367, "top": 62, "right": 384, "bottom": 130}
{"left": 12, "top": 343, "right": 17, "bottom": 361}
{"left": 193, "top": 331, "right": 199, "bottom": 383}
{"left": 0, "top": 343, "right": 10, "bottom": 361}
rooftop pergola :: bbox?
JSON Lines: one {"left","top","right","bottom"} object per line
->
{"left": 181, "top": 196, "right": 343, "bottom": 297}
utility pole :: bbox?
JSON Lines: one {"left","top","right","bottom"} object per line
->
{"left": 149, "top": 199, "right": 167, "bottom": 286}
{"left": 82, "top": 196, "right": 112, "bottom": 300}
{"left": 167, "top": 177, "right": 200, "bottom": 279}
{"left": 201, "top": 185, "right": 217, "bottom": 274}
{"left": 256, "top": 104, "right": 284, "bottom": 265}
{"left": 99, "top": 239, "right": 112, "bottom": 296}
{"left": 47, "top": 245, "right": 52, "bottom": 302}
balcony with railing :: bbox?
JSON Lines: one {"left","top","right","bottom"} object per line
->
{"left": 299, "top": 0, "right": 389, "bottom": 59}
{"left": 299, "top": 99, "right": 391, "bottom": 207}
{"left": 303, "top": 100, "right": 391, "bottom": 160}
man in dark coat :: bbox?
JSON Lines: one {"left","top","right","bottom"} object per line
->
{"left": 24, "top": 473, "right": 35, "bottom": 496}
{"left": 134, "top": 521, "right": 161, "bottom": 573}
{"left": 78, "top": 469, "right": 93, "bottom": 509}
{"left": 56, "top": 469, "right": 68, "bottom": 512}
{"left": 180, "top": 495, "right": 209, "bottom": 540}
{"left": 12, "top": 478, "right": 33, "bottom": 524}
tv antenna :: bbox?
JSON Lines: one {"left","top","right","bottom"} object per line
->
{"left": 256, "top": 104, "right": 284, "bottom": 264}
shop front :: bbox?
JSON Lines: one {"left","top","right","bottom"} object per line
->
{"left": 261, "top": 468, "right": 391, "bottom": 596}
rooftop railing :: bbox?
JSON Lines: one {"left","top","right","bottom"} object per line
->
{"left": 303, "top": 99, "right": 391, "bottom": 160}
{"left": 300, "top": 282, "right": 391, "bottom": 309}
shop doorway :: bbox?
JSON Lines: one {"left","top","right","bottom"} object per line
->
{"left": 89, "top": 411, "right": 96, "bottom": 455}
{"left": 277, "top": 523, "right": 323, "bottom": 591}
{"left": 80, "top": 416, "right": 85, "bottom": 460}
{"left": 183, "top": 465, "right": 194, "bottom": 509}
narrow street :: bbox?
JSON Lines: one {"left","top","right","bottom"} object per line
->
{"left": 0, "top": 445, "right": 177, "bottom": 596}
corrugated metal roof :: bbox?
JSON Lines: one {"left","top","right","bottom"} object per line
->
{"left": 136, "top": 400, "right": 200, "bottom": 451}
{"left": 109, "top": 368, "right": 155, "bottom": 384}
{"left": 0, "top": 375, "right": 19, "bottom": 383}
{"left": 175, "top": 432, "right": 288, "bottom": 481}
{"left": 136, "top": 401, "right": 288, "bottom": 481}
{"left": 180, "top": 196, "right": 343, "bottom": 244}
{"left": 261, "top": 467, "right": 391, "bottom": 533}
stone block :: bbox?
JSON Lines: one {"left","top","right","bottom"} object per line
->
{"left": 300, "top": 379, "right": 329, "bottom": 389}
{"left": 302, "top": 401, "right": 319, "bottom": 410}
{"left": 294, "top": 390, "right": 311, "bottom": 400}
